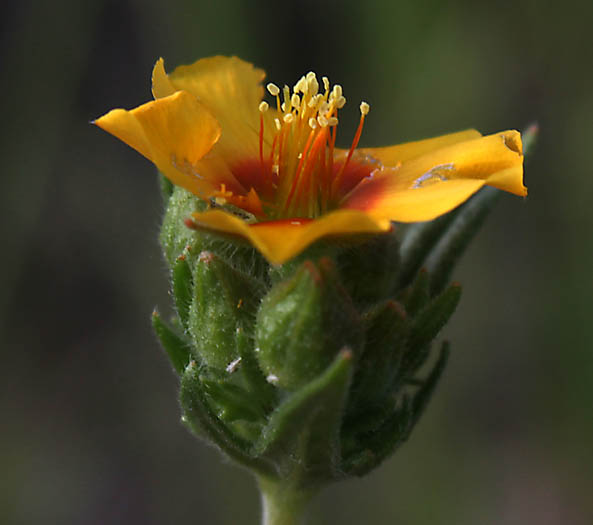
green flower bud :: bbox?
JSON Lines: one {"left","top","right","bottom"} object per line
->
{"left": 188, "top": 250, "right": 261, "bottom": 370}
{"left": 255, "top": 257, "right": 363, "bottom": 391}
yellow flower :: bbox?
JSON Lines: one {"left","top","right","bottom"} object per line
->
{"left": 95, "top": 56, "right": 526, "bottom": 264}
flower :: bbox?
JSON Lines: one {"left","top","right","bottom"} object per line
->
{"left": 95, "top": 56, "right": 526, "bottom": 264}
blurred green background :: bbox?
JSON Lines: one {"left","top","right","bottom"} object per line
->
{"left": 2, "top": 0, "right": 592, "bottom": 523}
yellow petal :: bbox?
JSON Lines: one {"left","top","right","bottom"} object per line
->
{"left": 188, "top": 209, "right": 390, "bottom": 264}
{"left": 152, "top": 56, "right": 264, "bottom": 129}
{"left": 94, "top": 91, "right": 222, "bottom": 196}
{"left": 348, "top": 178, "right": 488, "bottom": 222}
{"left": 343, "top": 130, "right": 525, "bottom": 222}
{"left": 151, "top": 57, "right": 177, "bottom": 99}
{"left": 356, "top": 129, "right": 482, "bottom": 166}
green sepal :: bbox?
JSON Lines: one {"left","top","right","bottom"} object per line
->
{"left": 180, "top": 360, "right": 275, "bottom": 477}
{"left": 200, "top": 377, "right": 267, "bottom": 423}
{"left": 424, "top": 187, "right": 500, "bottom": 296}
{"left": 348, "top": 300, "right": 408, "bottom": 417}
{"left": 158, "top": 172, "right": 174, "bottom": 202}
{"left": 406, "top": 283, "right": 461, "bottom": 365}
{"left": 160, "top": 186, "right": 208, "bottom": 267}
{"left": 254, "top": 349, "right": 354, "bottom": 484}
{"left": 171, "top": 252, "right": 193, "bottom": 331}
{"left": 401, "top": 268, "right": 430, "bottom": 317}
{"left": 336, "top": 230, "right": 400, "bottom": 306}
{"left": 256, "top": 258, "right": 363, "bottom": 391}
{"left": 408, "top": 341, "right": 450, "bottom": 429}
{"left": 342, "top": 341, "right": 449, "bottom": 477}
{"left": 151, "top": 309, "right": 192, "bottom": 375}
{"left": 189, "top": 250, "right": 262, "bottom": 370}
{"left": 397, "top": 213, "right": 458, "bottom": 290}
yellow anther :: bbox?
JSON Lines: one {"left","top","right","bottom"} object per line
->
{"left": 327, "top": 116, "right": 339, "bottom": 126}
{"left": 306, "top": 72, "right": 319, "bottom": 96}
{"left": 267, "top": 83, "right": 280, "bottom": 96}
{"left": 274, "top": 118, "right": 282, "bottom": 130}
{"left": 322, "top": 76, "right": 330, "bottom": 92}
{"left": 294, "top": 76, "right": 306, "bottom": 93}
{"left": 360, "top": 101, "right": 370, "bottom": 115}
{"left": 308, "top": 94, "right": 322, "bottom": 108}
{"left": 335, "top": 96, "right": 346, "bottom": 109}
{"left": 291, "top": 93, "right": 301, "bottom": 108}
{"left": 283, "top": 85, "right": 291, "bottom": 107}
{"left": 283, "top": 113, "right": 294, "bottom": 123}
{"left": 331, "top": 84, "right": 343, "bottom": 100}
{"left": 319, "top": 101, "right": 331, "bottom": 117}
{"left": 317, "top": 115, "right": 329, "bottom": 127}
{"left": 272, "top": 164, "right": 279, "bottom": 174}
{"left": 259, "top": 101, "right": 269, "bottom": 113}
{"left": 281, "top": 102, "right": 286, "bottom": 112}
{"left": 308, "top": 117, "right": 318, "bottom": 129}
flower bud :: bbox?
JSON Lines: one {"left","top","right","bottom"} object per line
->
{"left": 188, "top": 250, "right": 261, "bottom": 370}
{"left": 255, "top": 258, "right": 363, "bottom": 391}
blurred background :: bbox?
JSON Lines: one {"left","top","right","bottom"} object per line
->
{"left": 2, "top": 0, "right": 592, "bottom": 523}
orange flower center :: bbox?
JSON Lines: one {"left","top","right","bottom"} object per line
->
{"left": 215, "top": 73, "right": 376, "bottom": 220}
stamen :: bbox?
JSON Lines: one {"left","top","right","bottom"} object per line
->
{"left": 332, "top": 101, "right": 370, "bottom": 195}
{"left": 274, "top": 118, "right": 282, "bottom": 131}
{"left": 267, "top": 83, "right": 280, "bottom": 96}
{"left": 283, "top": 113, "right": 294, "bottom": 124}
{"left": 259, "top": 101, "right": 269, "bottom": 113}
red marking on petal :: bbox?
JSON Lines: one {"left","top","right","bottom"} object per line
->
{"left": 231, "top": 158, "right": 277, "bottom": 200}
{"left": 332, "top": 159, "right": 375, "bottom": 197}
{"left": 341, "top": 174, "right": 390, "bottom": 212}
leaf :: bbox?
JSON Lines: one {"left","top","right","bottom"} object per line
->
{"left": 180, "top": 361, "right": 274, "bottom": 476}
{"left": 254, "top": 349, "right": 354, "bottom": 483}
{"left": 151, "top": 309, "right": 192, "bottom": 374}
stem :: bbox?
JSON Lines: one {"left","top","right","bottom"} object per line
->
{"left": 258, "top": 476, "right": 315, "bottom": 525}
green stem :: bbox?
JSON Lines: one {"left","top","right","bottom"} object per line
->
{"left": 258, "top": 476, "right": 315, "bottom": 525}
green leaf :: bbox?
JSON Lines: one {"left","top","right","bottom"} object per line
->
{"left": 341, "top": 395, "right": 414, "bottom": 476}
{"left": 407, "top": 283, "right": 461, "bottom": 358}
{"left": 402, "top": 268, "right": 430, "bottom": 317}
{"left": 151, "top": 309, "right": 192, "bottom": 375}
{"left": 254, "top": 349, "right": 354, "bottom": 484}
{"left": 425, "top": 187, "right": 500, "bottom": 296}
{"left": 397, "top": 213, "right": 458, "bottom": 290}
{"left": 180, "top": 361, "right": 274, "bottom": 476}
{"left": 408, "top": 341, "right": 450, "bottom": 430}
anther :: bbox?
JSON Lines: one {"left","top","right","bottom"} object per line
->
{"left": 335, "top": 96, "right": 346, "bottom": 109}
{"left": 327, "top": 116, "right": 339, "bottom": 126}
{"left": 267, "top": 83, "right": 280, "bottom": 96}
{"left": 360, "top": 101, "right": 370, "bottom": 115}
{"left": 308, "top": 117, "right": 318, "bottom": 129}
{"left": 291, "top": 93, "right": 301, "bottom": 108}
{"left": 322, "top": 76, "right": 330, "bottom": 92}
{"left": 294, "top": 76, "right": 306, "bottom": 93}
{"left": 317, "top": 115, "right": 329, "bottom": 127}
{"left": 275, "top": 118, "right": 282, "bottom": 130}
{"left": 283, "top": 113, "right": 294, "bottom": 123}
{"left": 259, "top": 101, "right": 269, "bottom": 113}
